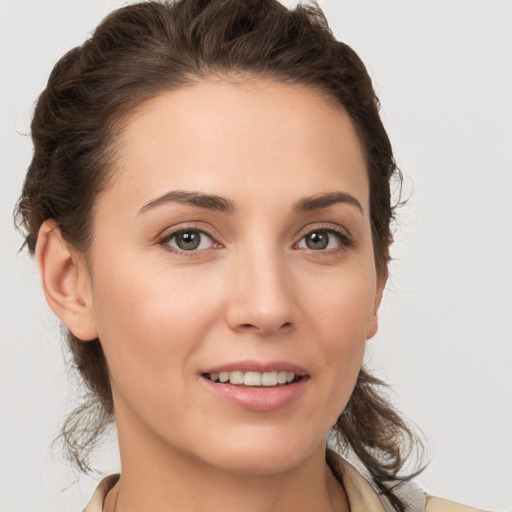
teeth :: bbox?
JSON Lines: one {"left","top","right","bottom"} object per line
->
{"left": 277, "top": 371, "right": 288, "bottom": 384}
{"left": 261, "top": 371, "right": 278, "bottom": 386}
{"left": 229, "top": 371, "right": 244, "bottom": 385}
{"left": 206, "top": 370, "right": 297, "bottom": 386}
{"left": 243, "top": 371, "right": 261, "bottom": 386}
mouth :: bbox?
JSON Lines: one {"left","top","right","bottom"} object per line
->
{"left": 200, "top": 364, "right": 309, "bottom": 410}
{"left": 202, "top": 370, "right": 302, "bottom": 387}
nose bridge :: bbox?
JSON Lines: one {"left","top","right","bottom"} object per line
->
{"left": 227, "top": 239, "right": 296, "bottom": 334}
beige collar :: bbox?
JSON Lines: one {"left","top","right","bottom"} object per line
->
{"left": 83, "top": 473, "right": 120, "bottom": 512}
{"left": 326, "top": 449, "right": 387, "bottom": 512}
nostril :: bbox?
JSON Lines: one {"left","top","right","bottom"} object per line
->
{"left": 238, "top": 321, "right": 292, "bottom": 333}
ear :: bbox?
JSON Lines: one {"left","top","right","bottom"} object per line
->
{"left": 36, "top": 220, "right": 98, "bottom": 341}
{"left": 366, "top": 271, "right": 387, "bottom": 340}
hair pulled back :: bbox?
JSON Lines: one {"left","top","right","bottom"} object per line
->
{"left": 15, "top": 1, "right": 421, "bottom": 510}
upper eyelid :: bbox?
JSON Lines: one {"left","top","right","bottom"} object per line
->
{"left": 158, "top": 223, "right": 219, "bottom": 242}
{"left": 163, "top": 228, "right": 213, "bottom": 242}
{"left": 295, "top": 222, "right": 352, "bottom": 240}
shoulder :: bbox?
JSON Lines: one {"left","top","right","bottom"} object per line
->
{"left": 426, "top": 496, "right": 490, "bottom": 512}
{"left": 394, "top": 480, "right": 489, "bottom": 512}
{"left": 82, "top": 474, "right": 119, "bottom": 512}
{"left": 326, "top": 448, "right": 489, "bottom": 512}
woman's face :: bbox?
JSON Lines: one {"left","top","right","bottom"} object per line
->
{"left": 83, "top": 79, "right": 384, "bottom": 475}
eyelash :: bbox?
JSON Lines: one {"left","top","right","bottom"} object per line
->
{"left": 295, "top": 224, "right": 354, "bottom": 253}
{"left": 157, "top": 224, "right": 353, "bottom": 256}
{"left": 158, "top": 226, "right": 218, "bottom": 256}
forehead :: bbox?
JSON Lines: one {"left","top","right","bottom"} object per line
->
{"left": 101, "top": 79, "right": 369, "bottom": 218}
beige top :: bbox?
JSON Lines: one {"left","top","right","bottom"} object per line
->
{"left": 82, "top": 451, "right": 487, "bottom": 512}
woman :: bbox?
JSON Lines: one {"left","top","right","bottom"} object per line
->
{"left": 11, "top": 1, "right": 498, "bottom": 511}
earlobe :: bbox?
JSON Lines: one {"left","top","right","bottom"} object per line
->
{"left": 36, "top": 221, "right": 98, "bottom": 341}
{"left": 366, "top": 272, "right": 387, "bottom": 340}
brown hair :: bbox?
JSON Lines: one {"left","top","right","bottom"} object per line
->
{"left": 15, "top": 0, "right": 422, "bottom": 509}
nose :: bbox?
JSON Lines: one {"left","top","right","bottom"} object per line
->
{"left": 225, "top": 246, "right": 299, "bottom": 336}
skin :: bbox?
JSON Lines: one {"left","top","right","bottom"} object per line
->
{"left": 37, "top": 79, "right": 385, "bottom": 512}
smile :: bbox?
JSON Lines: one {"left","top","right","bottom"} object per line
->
{"left": 201, "top": 364, "right": 309, "bottom": 411}
{"left": 204, "top": 370, "right": 299, "bottom": 386}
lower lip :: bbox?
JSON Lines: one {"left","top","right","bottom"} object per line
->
{"left": 201, "top": 376, "right": 309, "bottom": 411}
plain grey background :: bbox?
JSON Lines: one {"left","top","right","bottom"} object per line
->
{"left": 1, "top": 1, "right": 511, "bottom": 511}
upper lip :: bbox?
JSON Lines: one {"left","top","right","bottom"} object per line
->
{"left": 202, "top": 360, "right": 308, "bottom": 376}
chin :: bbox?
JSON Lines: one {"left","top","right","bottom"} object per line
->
{"left": 195, "top": 426, "right": 325, "bottom": 476}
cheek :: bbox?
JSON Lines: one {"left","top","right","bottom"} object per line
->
{"left": 318, "top": 295, "right": 368, "bottom": 389}
{"left": 89, "top": 257, "right": 223, "bottom": 392}
{"left": 303, "top": 259, "right": 377, "bottom": 344}
{"left": 300, "top": 262, "right": 376, "bottom": 406}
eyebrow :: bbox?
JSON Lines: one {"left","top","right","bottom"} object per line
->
{"left": 139, "top": 190, "right": 236, "bottom": 215}
{"left": 294, "top": 192, "right": 364, "bottom": 215}
{"left": 139, "top": 189, "right": 363, "bottom": 216}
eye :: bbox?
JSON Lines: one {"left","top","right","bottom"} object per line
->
{"left": 297, "top": 229, "right": 347, "bottom": 251}
{"left": 163, "top": 229, "right": 215, "bottom": 252}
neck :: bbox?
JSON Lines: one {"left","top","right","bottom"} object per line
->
{"left": 104, "top": 418, "right": 349, "bottom": 512}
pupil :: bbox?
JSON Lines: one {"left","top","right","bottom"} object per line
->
{"left": 306, "top": 231, "right": 329, "bottom": 250}
{"left": 177, "top": 231, "right": 200, "bottom": 250}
